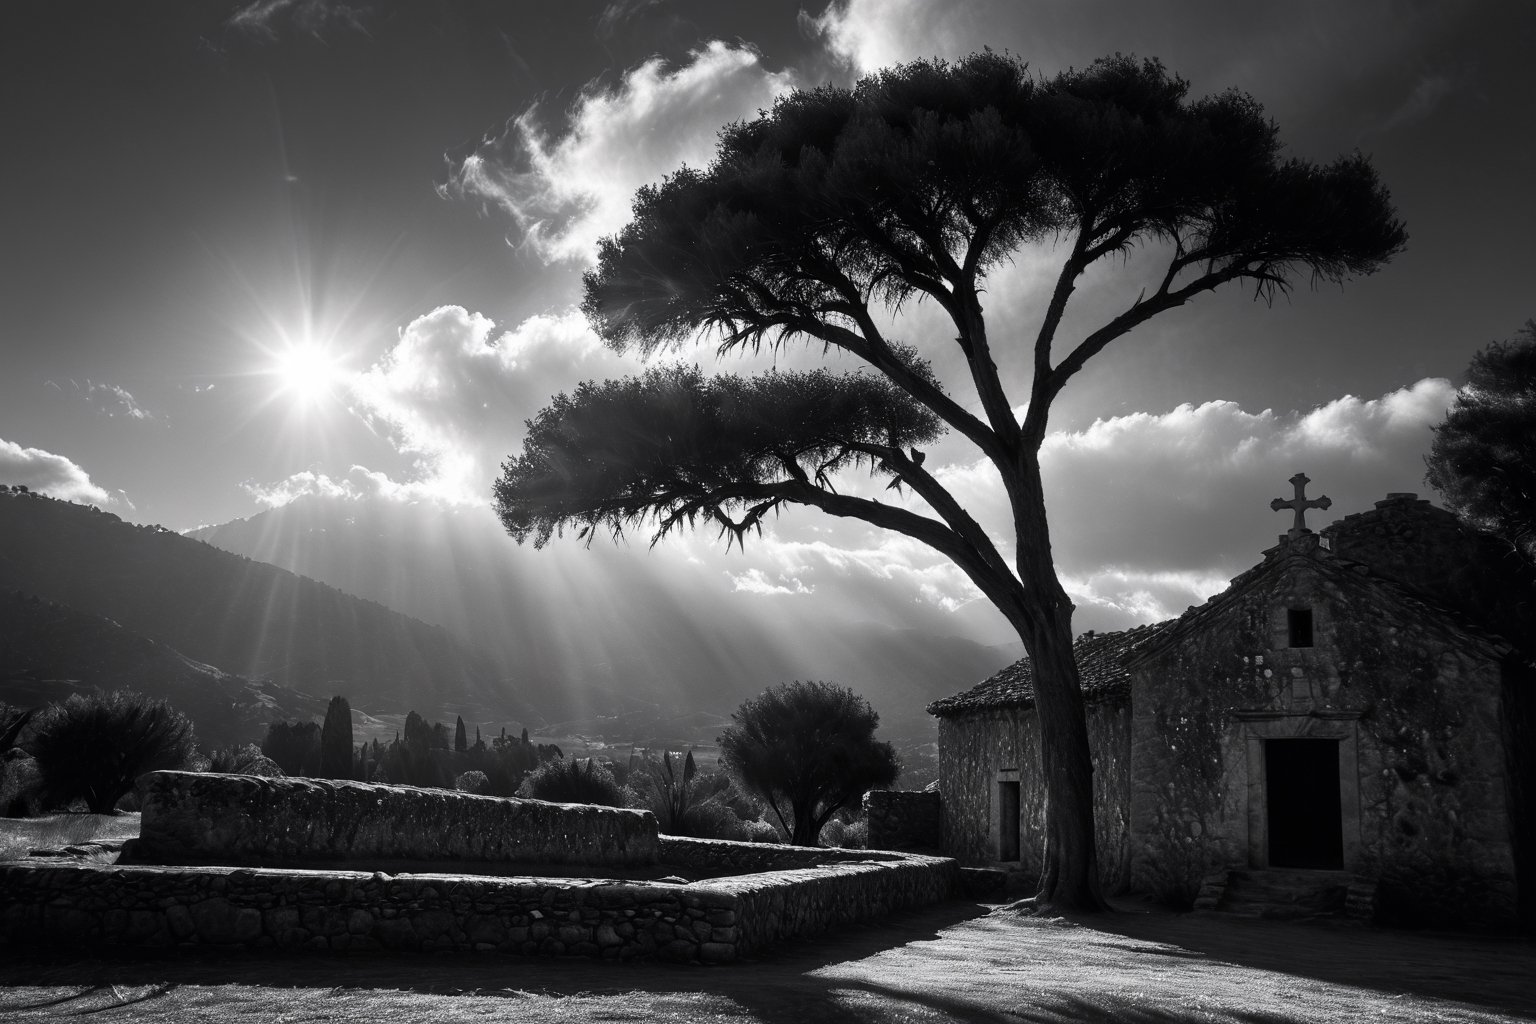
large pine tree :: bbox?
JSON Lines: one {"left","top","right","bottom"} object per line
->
{"left": 496, "top": 53, "right": 1404, "bottom": 911}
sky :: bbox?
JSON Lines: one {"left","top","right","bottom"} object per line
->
{"left": 2, "top": 0, "right": 1533, "bottom": 646}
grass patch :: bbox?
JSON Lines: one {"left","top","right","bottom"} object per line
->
{"left": 0, "top": 812, "right": 139, "bottom": 860}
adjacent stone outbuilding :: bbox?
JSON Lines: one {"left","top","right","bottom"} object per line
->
{"left": 929, "top": 490, "right": 1534, "bottom": 928}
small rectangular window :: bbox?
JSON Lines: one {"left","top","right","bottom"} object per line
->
{"left": 1288, "top": 608, "right": 1314, "bottom": 648}
{"left": 998, "top": 781, "right": 1021, "bottom": 862}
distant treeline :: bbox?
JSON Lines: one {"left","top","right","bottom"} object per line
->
{"left": 261, "top": 709, "right": 562, "bottom": 796}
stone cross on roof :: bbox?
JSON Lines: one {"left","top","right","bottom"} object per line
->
{"left": 1271, "top": 472, "right": 1331, "bottom": 539}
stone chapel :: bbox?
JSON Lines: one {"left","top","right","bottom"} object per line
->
{"left": 926, "top": 480, "right": 1534, "bottom": 928}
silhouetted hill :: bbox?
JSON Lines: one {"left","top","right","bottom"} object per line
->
{"left": 0, "top": 590, "right": 326, "bottom": 748}
{"left": 190, "top": 495, "right": 1023, "bottom": 737}
{"left": 0, "top": 490, "right": 521, "bottom": 717}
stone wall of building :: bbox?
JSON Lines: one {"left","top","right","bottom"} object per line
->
{"left": 936, "top": 701, "right": 1133, "bottom": 892}
{"left": 1129, "top": 550, "right": 1518, "bottom": 925}
{"left": 128, "top": 771, "right": 657, "bottom": 868}
{"left": 0, "top": 851, "right": 957, "bottom": 962}
{"left": 863, "top": 790, "right": 942, "bottom": 851}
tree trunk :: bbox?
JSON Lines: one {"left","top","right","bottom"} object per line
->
{"left": 1021, "top": 604, "right": 1107, "bottom": 913}
{"left": 1007, "top": 456, "right": 1109, "bottom": 914}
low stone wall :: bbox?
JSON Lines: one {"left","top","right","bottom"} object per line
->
{"left": 129, "top": 771, "right": 657, "bottom": 868}
{"left": 0, "top": 850, "right": 958, "bottom": 962}
{"left": 864, "top": 789, "right": 942, "bottom": 850}
{"left": 713, "top": 856, "right": 959, "bottom": 953}
{"left": 657, "top": 835, "right": 907, "bottom": 873}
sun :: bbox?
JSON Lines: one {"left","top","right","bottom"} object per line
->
{"left": 270, "top": 341, "right": 344, "bottom": 408}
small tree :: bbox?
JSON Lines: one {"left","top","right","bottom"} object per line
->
{"left": 31, "top": 690, "right": 196, "bottom": 813}
{"left": 320, "top": 696, "right": 353, "bottom": 779}
{"left": 1426, "top": 320, "right": 1536, "bottom": 564}
{"left": 454, "top": 715, "right": 468, "bottom": 753}
{"left": 719, "top": 681, "right": 899, "bottom": 846}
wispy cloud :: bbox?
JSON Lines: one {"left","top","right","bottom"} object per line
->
{"left": 227, "top": 0, "right": 371, "bottom": 41}
{"left": 0, "top": 438, "right": 115, "bottom": 506}
{"left": 1376, "top": 69, "right": 1466, "bottom": 135}
{"left": 441, "top": 41, "right": 800, "bottom": 264}
{"left": 48, "top": 378, "right": 160, "bottom": 422}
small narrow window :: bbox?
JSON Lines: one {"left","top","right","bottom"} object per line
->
{"left": 998, "top": 780, "right": 1021, "bottom": 862}
{"left": 1288, "top": 608, "right": 1314, "bottom": 648}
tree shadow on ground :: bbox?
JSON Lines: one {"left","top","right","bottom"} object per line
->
{"left": 1053, "top": 899, "right": 1536, "bottom": 1019}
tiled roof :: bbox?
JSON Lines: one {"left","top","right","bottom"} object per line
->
{"left": 926, "top": 621, "right": 1174, "bottom": 718}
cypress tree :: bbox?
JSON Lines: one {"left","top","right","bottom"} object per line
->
{"left": 320, "top": 696, "right": 353, "bottom": 780}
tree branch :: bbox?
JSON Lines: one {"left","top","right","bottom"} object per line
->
{"left": 1027, "top": 263, "right": 1250, "bottom": 442}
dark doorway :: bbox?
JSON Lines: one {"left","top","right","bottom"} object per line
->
{"left": 998, "top": 780, "right": 1021, "bottom": 862}
{"left": 1266, "top": 738, "right": 1343, "bottom": 869}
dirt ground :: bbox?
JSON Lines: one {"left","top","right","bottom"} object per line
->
{"left": 2, "top": 897, "right": 1533, "bottom": 1023}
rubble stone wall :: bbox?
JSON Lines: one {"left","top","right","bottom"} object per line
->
{"left": 0, "top": 850, "right": 958, "bottom": 962}
{"left": 936, "top": 701, "right": 1133, "bottom": 892}
{"left": 130, "top": 771, "right": 657, "bottom": 867}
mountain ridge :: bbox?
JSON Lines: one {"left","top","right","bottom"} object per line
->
{"left": 0, "top": 490, "right": 528, "bottom": 722}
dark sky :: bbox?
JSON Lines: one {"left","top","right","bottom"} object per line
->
{"left": 2, "top": 0, "right": 1532, "bottom": 638}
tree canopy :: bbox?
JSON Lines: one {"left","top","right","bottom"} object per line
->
{"left": 495, "top": 364, "right": 943, "bottom": 550}
{"left": 718, "top": 680, "right": 900, "bottom": 846}
{"left": 495, "top": 52, "right": 1404, "bottom": 910}
{"left": 1426, "top": 321, "right": 1536, "bottom": 563}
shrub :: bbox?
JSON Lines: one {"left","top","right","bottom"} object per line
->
{"left": 627, "top": 750, "right": 755, "bottom": 840}
{"left": 820, "top": 816, "right": 869, "bottom": 849}
{"left": 519, "top": 756, "right": 624, "bottom": 807}
{"left": 455, "top": 770, "right": 489, "bottom": 794}
{"left": 741, "top": 818, "right": 784, "bottom": 844}
{"left": 0, "top": 749, "right": 42, "bottom": 818}
{"left": 30, "top": 690, "right": 196, "bottom": 813}
{"left": 206, "top": 743, "right": 284, "bottom": 777}
{"left": 1, "top": 705, "right": 34, "bottom": 750}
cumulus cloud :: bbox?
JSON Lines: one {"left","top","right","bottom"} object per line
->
{"left": 241, "top": 466, "right": 443, "bottom": 507}
{"left": 441, "top": 41, "right": 800, "bottom": 264}
{"left": 0, "top": 438, "right": 114, "bottom": 506}
{"left": 669, "top": 378, "right": 1456, "bottom": 637}
{"left": 1029, "top": 378, "right": 1457, "bottom": 625}
{"left": 728, "top": 567, "right": 814, "bottom": 596}
{"left": 341, "top": 305, "right": 640, "bottom": 503}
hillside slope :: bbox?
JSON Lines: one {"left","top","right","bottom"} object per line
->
{"left": 0, "top": 590, "right": 325, "bottom": 747}
{"left": 0, "top": 491, "right": 516, "bottom": 716}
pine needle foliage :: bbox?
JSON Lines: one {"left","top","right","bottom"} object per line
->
{"left": 496, "top": 364, "right": 943, "bottom": 549}
{"left": 1426, "top": 321, "right": 1536, "bottom": 563}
